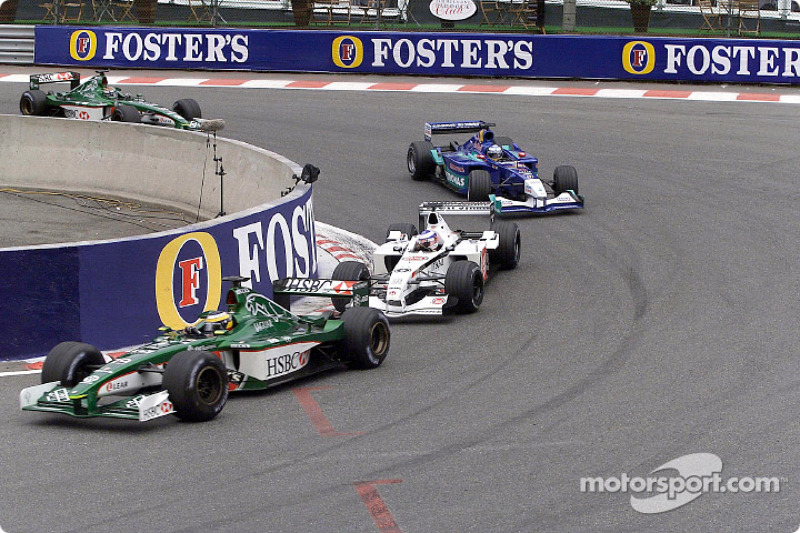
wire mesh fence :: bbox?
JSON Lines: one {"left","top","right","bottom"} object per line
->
{"left": 6, "top": 0, "right": 800, "bottom": 36}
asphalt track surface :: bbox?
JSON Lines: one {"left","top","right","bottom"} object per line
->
{"left": 1, "top": 69, "right": 799, "bottom": 533}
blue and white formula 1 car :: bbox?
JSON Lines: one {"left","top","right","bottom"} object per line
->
{"left": 407, "top": 120, "right": 584, "bottom": 213}
{"left": 331, "top": 202, "right": 520, "bottom": 318}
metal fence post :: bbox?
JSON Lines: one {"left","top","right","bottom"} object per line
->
{"left": 563, "top": 0, "right": 576, "bottom": 31}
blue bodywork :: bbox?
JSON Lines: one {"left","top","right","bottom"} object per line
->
{"left": 426, "top": 122, "right": 538, "bottom": 200}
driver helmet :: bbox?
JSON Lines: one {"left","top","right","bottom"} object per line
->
{"left": 487, "top": 144, "right": 503, "bottom": 161}
{"left": 417, "top": 229, "right": 441, "bottom": 251}
{"left": 199, "top": 310, "right": 233, "bottom": 335}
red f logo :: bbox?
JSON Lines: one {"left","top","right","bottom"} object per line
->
{"left": 77, "top": 37, "right": 90, "bottom": 54}
{"left": 178, "top": 257, "right": 203, "bottom": 307}
{"left": 341, "top": 43, "right": 354, "bottom": 61}
{"left": 632, "top": 49, "right": 647, "bottom": 68}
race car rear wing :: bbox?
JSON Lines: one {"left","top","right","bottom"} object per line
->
{"left": 29, "top": 72, "right": 80, "bottom": 91}
{"left": 272, "top": 278, "right": 370, "bottom": 311}
{"left": 424, "top": 121, "right": 496, "bottom": 141}
{"left": 418, "top": 200, "right": 497, "bottom": 229}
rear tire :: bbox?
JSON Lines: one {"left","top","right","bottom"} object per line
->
{"left": 163, "top": 351, "right": 228, "bottom": 422}
{"left": 41, "top": 341, "right": 105, "bottom": 387}
{"left": 110, "top": 104, "right": 140, "bottom": 123}
{"left": 467, "top": 169, "right": 492, "bottom": 202}
{"left": 331, "top": 261, "right": 370, "bottom": 313}
{"left": 386, "top": 223, "right": 418, "bottom": 241}
{"left": 172, "top": 98, "right": 202, "bottom": 121}
{"left": 553, "top": 165, "right": 579, "bottom": 195}
{"left": 340, "top": 307, "right": 390, "bottom": 369}
{"left": 408, "top": 141, "right": 436, "bottom": 181}
{"left": 445, "top": 260, "right": 484, "bottom": 314}
{"left": 494, "top": 136, "right": 515, "bottom": 149}
{"left": 490, "top": 221, "right": 521, "bottom": 270}
{"left": 20, "top": 90, "right": 48, "bottom": 116}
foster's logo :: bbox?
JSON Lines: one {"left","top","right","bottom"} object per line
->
{"left": 622, "top": 41, "right": 655, "bottom": 75}
{"left": 155, "top": 232, "right": 222, "bottom": 330}
{"left": 70, "top": 30, "right": 97, "bottom": 61}
{"left": 332, "top": 36, "right": 363, "bottom": 69}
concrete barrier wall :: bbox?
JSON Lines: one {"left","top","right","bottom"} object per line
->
{"left": 0, "top": 115, "right": 317, "bottom": 360}
{"left": 0, "top": 115, "right": 299, "bottom": 220}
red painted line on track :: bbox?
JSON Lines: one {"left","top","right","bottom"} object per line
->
{"left": 287, "top": 80, "right": 332, "bottom": 89}
{"left": 292, "top": 386, "right": 364, "bottom": 437}
{"left": 354, "top": 480, "right": 404, "bottom": 533}
{"left": 118, "top": 77, "right": 167, "bottom": 84}
{"left": 368, "top": 82, "right": 418, "bottom": 91}
{"left": 552, "top": 87, "right": 599, "bottom": 96}
{"left": 737, "top": 92, "right": 781, "bottom": 101}
{"left": 200, "top": 78, "right": 248, "bottom": 86}
{"left": 325, "top": 245, "right": 357, "bottom": 253}
{"left": 458, "top": 84, "right": 509, "bottom": 93}
{"left": 643, "top": 89, "right": 693, "bottom": 99}
{"left": 26, "top": 361, "right": 43, "bottom": 370}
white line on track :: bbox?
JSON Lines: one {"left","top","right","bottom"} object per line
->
{"left": 0, "top": 369, "right": 40, "bottom": 378}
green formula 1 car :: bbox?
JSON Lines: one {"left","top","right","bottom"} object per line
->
{"left": 20, "top": 276, "right": 390, "bottom": 423}
{"left": 19, "top": 70, "right": 223, "bottom": 131}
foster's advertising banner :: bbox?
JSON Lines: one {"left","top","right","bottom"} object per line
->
{"left": 0, "top": 187, "right": 316, "bottom": 360}
{"left": 34, "top": 26, "right": 800, "bottom": 84}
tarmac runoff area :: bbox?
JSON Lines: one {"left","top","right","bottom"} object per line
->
{"left": 0, "top": 188, "right": 375, "bottom": 372}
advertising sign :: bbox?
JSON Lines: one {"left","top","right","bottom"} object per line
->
{"left": 429, "top": 0, "right": 478, "bottom": 20}
{"left": 33, "top": 26, "right": 800, "bottom": 84}
{"left": 0, "top": 187, "right": 316, "bottom": 360}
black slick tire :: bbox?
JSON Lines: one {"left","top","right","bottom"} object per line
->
{"left": 41, "top": 341, "right": 105, "bottom": 387}
{"left": 408, "top": 140, "right": 436, "bottom": 181}
{"left": 553, "top": 165, "right": 579, "bottom": 195}
{"left": 445, "top": 260, "right": 484, "bottom": 314}
{"left": 172, "top": 98, "right": 202, "bottom": 121}
{"left": 340, "top": 307, "right": 390, "bottom": 369}
{"left": 163, "top": 351, "right": 228, "bottom": 422}
{"left": 20, "top": 90, "right": 48, "bottom": 116}
{"left": 331, "top": 261, "right": 370, "bottom": 313}
{"left": 110, "top": 104, "right": 140, "bottom": 123}
{"left": 494, "top": 136, "right": 515, "bottom": 149}
{"left": 386, "top": 223, "right": 418, "bottom": 241}
{"left": 490, "top": 221, "right": 521, "bottom": 270}
{"left": 467, "top": 169, "right": 492, "bottom": 202}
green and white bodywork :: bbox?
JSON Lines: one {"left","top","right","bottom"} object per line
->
{"left": 20, "top": 276, "right": 389, "bottom": 423}
{"left": 19, "top": 71, "right": 224, "bottom": 132}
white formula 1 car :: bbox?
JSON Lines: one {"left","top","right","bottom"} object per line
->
{"left": 332, "top": 202, "right": 520, "bottom": 318}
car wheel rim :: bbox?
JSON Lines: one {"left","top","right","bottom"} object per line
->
{"left": 369, "top": 321, "right": 389, "bottom": 356}
{"left": 407, "top": 151, "right": 416, "bottom": 173}
{"left": 196, "top": 367, "right": 223, "bottom": 405}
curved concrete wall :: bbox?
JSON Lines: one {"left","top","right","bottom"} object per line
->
{"left": 0, "top": 115, "right": 317, "bottom": 360}
{"left": 0, "top": 115, "right": 301, "bottom": 220}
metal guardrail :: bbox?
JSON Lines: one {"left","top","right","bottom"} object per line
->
{"left": 0, "top": 24, "right": 34, "bottom": 64}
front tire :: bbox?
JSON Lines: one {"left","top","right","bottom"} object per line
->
{"left": 445, "top": 260, "right": 484, "bottom": 314}
{"left": 467, "top": 169, "right": 492, "bottom": 202}
{"left": 340, "top": 307, "right": 390, "bottom": 369}
{"left": 172, "top": 98, "right": 202, "bottom": 121}
{"left": 490, "top": 221, "right": 521, "bottom": 270}
{"left": 386, "top": 223, "right": 418, "bottom": 241}
{"left": 20, "top": 90, "right": 48, "bottom": 116}
{"left": 331, "top": 261, "right": 371, "bottom": 313}
{"left": 408, "top": 141, "right": 436, "bottom": 181}
{"left": 41, "top": 341, "right": 105, "bottom": 387}
{"left": 553, "top": 165, "right": 579, "bottom": 195}
{"left": 163, "top": 351, "right": 228, "bottom": 422}
{"left": 110, "top": 104, "right": 140, "bottom": 123}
